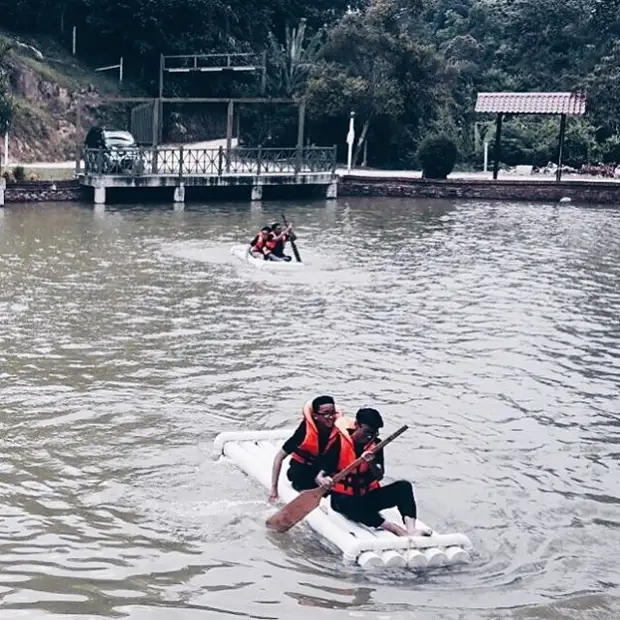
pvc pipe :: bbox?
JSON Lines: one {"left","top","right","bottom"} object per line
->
{"left": 214, "top": 430, "right": 473, "bottom": 567}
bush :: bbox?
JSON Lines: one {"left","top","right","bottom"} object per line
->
{"left": 600, "top": 134, "right": 620, "bottom": 164}
{"left": 417, "top": 134, "right": 458, "bottom": 179}
{"left": 12, "top": 165, "right": 25, "bottom": 182}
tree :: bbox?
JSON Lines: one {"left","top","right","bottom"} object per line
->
{"left": 266, "top": 18, "right": 324, "bottom": 97}
{"left": 305, "top": 0, "right": 448, "bottom": 167}
{"left": 587, "top": 42, "right": 620, "bottom": 139}
{"left": 0, "top": 42, "right": 14, "bottom": 138}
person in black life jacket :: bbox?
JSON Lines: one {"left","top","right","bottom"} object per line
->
{"left": 314, "top": 408, "right": 433, "bottom": 538}
{"left": 269, "top": 395, "right": 344, "bottom": 502}
{"left": 265, "top": 222, "right": 295, "bottom": 261}
{"left": 249, "top": 226, "right": 273, "bottom": 259}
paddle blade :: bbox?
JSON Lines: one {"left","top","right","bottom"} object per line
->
{"left": 265, "top": 487, "right": 324, "bottom": 533}
{"left": 290, "top": 240, "right": 302, "bottom": 263}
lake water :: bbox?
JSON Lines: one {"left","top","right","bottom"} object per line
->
{"left": 1, "top": 197, "right": 619, "bottom": 620}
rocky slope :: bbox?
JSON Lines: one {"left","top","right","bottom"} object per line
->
{"left": 1, "top": 31, "right": 144, "bottom": 164}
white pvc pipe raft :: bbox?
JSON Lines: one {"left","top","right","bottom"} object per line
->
{"left": 230, "top": 245, "right": 306, "bottom": 270}
{"left": 213, "top": 429, "right": 473, "bottom": 570}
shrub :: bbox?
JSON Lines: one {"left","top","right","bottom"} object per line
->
{"left": 12, "top": 165, "right": 25, "bottom": 182}
{"left": 417, "top": 134, "right": 458, "bottom": 179}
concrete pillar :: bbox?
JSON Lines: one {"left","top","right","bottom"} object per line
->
{"left": 94, "top": 184, "right": 106, "bottom": 204}
{"left": 326, "top": 181, "right": 338, "bottom": 199}
{"left": 173, "top": 182, "right": 185, "bottom": 203}
{"left": 251, "top": 184, "right": 263, "bottom": 201}
{"left": 0, "top": 176, "right": 5, "bottom": 206}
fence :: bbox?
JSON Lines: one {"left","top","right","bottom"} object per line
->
{"left": 83, "top": 146, "right": 337, "bottom": 177}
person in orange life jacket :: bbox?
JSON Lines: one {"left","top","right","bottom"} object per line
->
{"left": 269, "top": 395, "right": 343, "bottom": 502}
{"left": 249, "top": 226, "right": 273, "bottom": 259}
{"left": 264, "top": 222, "right": 294, "bottom": 262}
{"left": 314, "top": 408, "right": 433, "bottom": 537}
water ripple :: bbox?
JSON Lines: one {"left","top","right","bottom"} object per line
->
{"left": 1, "top": 199, "right": 619, "bottom": 619}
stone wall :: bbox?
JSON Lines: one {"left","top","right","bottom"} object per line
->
{"left": 339, "top": 176, "right": 620, "bottom": 204}
{"left": 6, "top": 175, "right": 620, "bottom": 205}
{"left": 5, "top": 180, "right": 85, "bottom": 203}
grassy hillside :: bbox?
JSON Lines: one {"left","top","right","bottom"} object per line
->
{"left": 1, "top": 30, "right": 147, "bottom": 165}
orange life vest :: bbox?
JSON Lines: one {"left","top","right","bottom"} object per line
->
{"left": 264, "top": 232, "right": 277, "bottom": 252}
{"left": 251, "top": 231, "right": 268, "bottom": 252}
{"left": 332, "top": 418, "right": 381, "bottom": 496}
{"left": 290, "top": 400, "right": 344, "bottom": 466}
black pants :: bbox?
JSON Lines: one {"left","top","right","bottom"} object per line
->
{"left": 330, "top": 480, "right": 417, "bottom": 528}
{"left": 287, "top": 461, "right": 319, "bottom": 492}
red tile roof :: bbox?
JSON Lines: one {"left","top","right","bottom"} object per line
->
{"left": 475, "top": 92, "right": 586, "bottom": 115}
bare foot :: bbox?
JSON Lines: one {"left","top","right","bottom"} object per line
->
{"left": 380, "top": 521, "right": 408, "bottom": 537}
{"left": 405, "top": 518, "right": 433, "bottom": 537}
{"left": 414, "top": 527, "right": 433, "bottom": 537}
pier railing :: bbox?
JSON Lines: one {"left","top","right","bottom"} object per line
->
{"left": 82, "top": 146, "right": 337, "bottom": 177}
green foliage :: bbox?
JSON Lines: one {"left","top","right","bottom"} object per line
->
{"left": 0, "top": 42, "right": 13, "bottom": 136}
{"left": 417, "top": 133, "right": 458, "bottom": 178}
{"left": 0, "top": 85, "right": 12, "bottom": 136}
{"left": 5, "top": 0, "right": 620, "bottom": 168}
{"left": 12, "top": 165, "right": 25, "bottom": 181}
{"left": 266, "top": 18, "right": 324, "bottom": 97}
{"left": 304, "top": 0, "right": 448, "bottom": 166}
{"left": 2, "top": 169, "right": 15, "bottom": 183}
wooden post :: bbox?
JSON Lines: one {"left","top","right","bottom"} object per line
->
{"left": 296, "top": 100, "right": 305, "bottom": 174}
{"left": 151, "top": 99, "right": 158, "bottom": 149}
{"left": 296, "top": 101, "right": 305, "bottom": 150}
{"left": 75, "top": 103, "right": 81, "bottom": 173}
{"left": 158, "top": 54, "right": 164, "bottom": 99}
{"left": 151, "top": 99, "right": 159, "bottom": 172}
{"left": 226, "top": 100, "right": 234, "bottom": 172}
{"left": 158, "top": 54, "right": 164, "bottom": 144}
{"left": 218, "top": 146, "right": 224, "bottom": 176}
{"left": 492, "top": 112, "right": 503, "bottom": 180}
{"left": 556, "top": 113, "right": 567, "bottom": 182}
{"left": 261, "top": 51, "right": 267, "bottom": 94}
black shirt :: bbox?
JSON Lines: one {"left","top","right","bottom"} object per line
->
{"left": 318, "top": 430, "right": 384, "bottom": 475}
{"left": 270, "top": 233, "right": 286, "bottom": 257}
{"left": 282, "top": 419, "right": 334, "bottom": 455}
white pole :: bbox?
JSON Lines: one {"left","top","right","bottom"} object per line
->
{"left": 346, "top": 111, "right": 355, "bottom": 172}
{"left": 119, "top": 57, "right": 123, "bottom": 83}
{"left": 3, "top": 132, "right": 8, "bottom": 169}
{"left": 72, "top": 26, "right": 76, "bottom": 55}
{"left": 483, "top": 140, "right": 489, "bottom": 173}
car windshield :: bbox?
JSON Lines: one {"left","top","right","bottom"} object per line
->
{"left": 105, "top": 133, "right": 136, "bottom": 148}
{"left": 108, "top": 139, "right": 134, "bottom": 148}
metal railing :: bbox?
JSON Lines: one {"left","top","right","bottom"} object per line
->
{"left": 163, "top": 53, "right": 264, "bottom": 72}
{"left": 82, "top": 146, "right": 337, "bottom": 177}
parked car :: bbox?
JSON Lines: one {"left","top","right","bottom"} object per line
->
{"left": 84, "top": 127, "right": 140, "bottom": 173}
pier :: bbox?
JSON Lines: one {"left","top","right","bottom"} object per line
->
{"left": 80, "top": 145, "right": 338, "bottom": 204}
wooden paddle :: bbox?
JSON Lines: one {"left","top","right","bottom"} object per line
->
{"left": 265, "top": 424, "right": 408, "bottom": 533}
{"left": 281, "top": 213, "right": 302, "bottom": 263}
